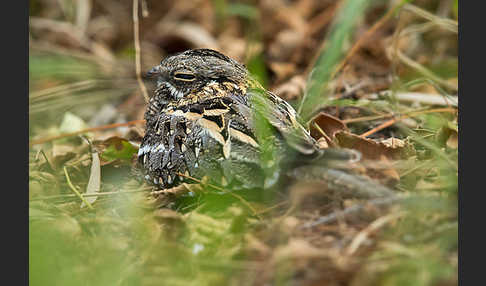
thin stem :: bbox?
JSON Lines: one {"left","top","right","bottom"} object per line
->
{"left": 29, "top": 119, "right": 145, "bottom": 146}
{"left": 63, "top": 166, "right": 94, "bottom": 209}
{"left": 133, "top": 0, "right": 150, "bottom": 103}
{"left": 359, "top": 107, "right": 456, "bottom": 138}
{"left": 332, "top": 0, "right": 411, "bottom": 79}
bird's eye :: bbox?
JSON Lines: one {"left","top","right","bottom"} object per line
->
{"left": 173, "top": 72, "right": 196, "bottom": 81}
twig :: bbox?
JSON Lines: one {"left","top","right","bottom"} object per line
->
{"left": 360, "top": 118, "right": 399, "bottom": 138}
{"left": 29, "top": 119, "right": 145, "bottom": 146}
{"left": 359, "top": 107, "right": 457, "bottom": 138}
{"left": 133, "top": 0, "right": 150, "bottom": 103}
{"left": 394, "top": 92, "right": 457, "bottom": 107}
{"left": 63, "top": 166, "right": 94, "bottom": 209}
{"left": 75, "top": 0, "right": 92, "bottom": 35}
{"left": 345, "top": 211, "right": 405, "bottom": 255}
{"left": 343, "top": 107, "right": 456, "bottom": 124}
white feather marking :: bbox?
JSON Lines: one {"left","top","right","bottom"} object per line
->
{"left": 203, "top": 109, "right": 229, "bottom": 116}
{"left": 138, "top": 145, "right": 150, "bottom": 156}
{"left": 223, "top": 139, "right": 231, "bottom": 159}
{"left": 197, "top": 118, "right": 225, "bottom": 145}
{"left": 229, "top": 128, "right": 259, "bottom": 148}
{"left": 172, "top": 109, "right": 185, "bottom": 116}
{"left": 165, "top": 82, "right": 185, "bottom": 99}
{"left": 183, "top": 112, "right": 203, "bottom": 121}
{"left": 154, "top": 144, "right": 165, "bottom": 152}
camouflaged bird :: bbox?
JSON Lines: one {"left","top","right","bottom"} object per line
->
{"left": 138, "top": 49, "right": 359, "bottom": 190}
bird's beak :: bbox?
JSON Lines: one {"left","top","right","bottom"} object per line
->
{"left": 147, "top": 65, "right": 161, "bottom": 77}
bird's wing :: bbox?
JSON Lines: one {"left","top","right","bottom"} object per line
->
{"left": 244, "top": 88, "right": 360, "bottom": 163}
{"left": 244, "top": 88, "right": 318, "bottom": 156}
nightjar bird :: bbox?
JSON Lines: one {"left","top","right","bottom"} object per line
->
{"left": 138, "top": 49, "right": 359, "bottom": 190}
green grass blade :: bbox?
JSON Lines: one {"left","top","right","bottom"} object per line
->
{"left": 297, "top": 0, "right": 372, "bottom": 121}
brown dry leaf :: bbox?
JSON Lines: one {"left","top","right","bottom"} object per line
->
{"left": 335, "top": 132, "right": 414, "bottom": 161}
{"left": 335, "top": 132, "right": 415, "bottom": 186}
{"left": 309, "top": 112, "right": 349, "bottom": 147}
{"left": 316, "top": 137, "right": 329, "bottom": 149}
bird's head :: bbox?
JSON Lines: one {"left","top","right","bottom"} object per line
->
{"left": 147, "top": 49, "right": 249, "bottom": 102}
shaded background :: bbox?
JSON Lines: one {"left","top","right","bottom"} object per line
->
{"left": 30, "top": 0, "right": 457, "bottom": 135}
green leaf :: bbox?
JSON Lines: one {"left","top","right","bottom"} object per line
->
{"left": 100, "top": 137, "right": 138, "bottom": 162}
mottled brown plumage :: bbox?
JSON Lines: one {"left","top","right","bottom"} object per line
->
{"left": 138, "top": 49, "right": 358, "bottom": 190}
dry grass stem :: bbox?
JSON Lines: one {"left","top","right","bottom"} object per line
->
{"left": 63, "top": 166, "right": 94, "bottom": 209}
{"left": 29, "top": 119, "right": 146, "bottom": 146}
{"left": 345, "top": 211, "right": 405, "bottom": 256}
{"left": 359, "top": 107, "right": 457, "bottom": 137}
{"left": 133, "top": 0, "right": 150, "bottom": 103}
{"left": 332, "top": 0, "right": 409, "bottom": 79}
